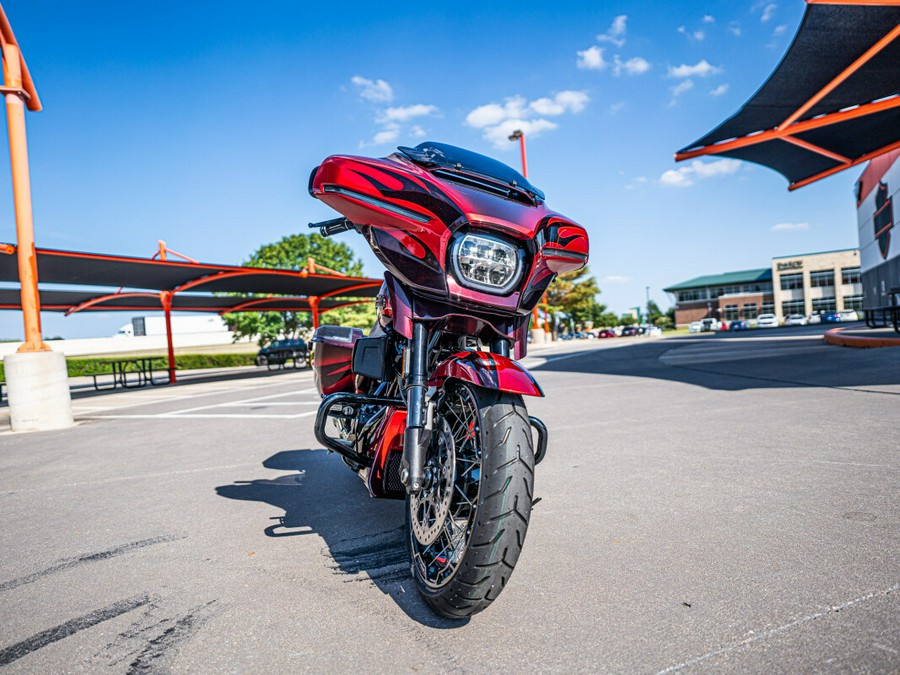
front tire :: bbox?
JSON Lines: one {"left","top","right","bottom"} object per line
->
{"left": 407, "top": 382, "right": 534, "bottom": 618}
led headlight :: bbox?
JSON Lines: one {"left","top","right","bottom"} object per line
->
{"left": 451, "top": 233, "right": 523, "bottom": 294}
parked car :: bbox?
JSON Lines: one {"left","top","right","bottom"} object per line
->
{"left": 700, "top": 318, "right": 724, "bottom": 332}
{"left": 821, "top": 311, "right": 841, "bottom": 323}
{"left": 596, "top": 329, "right": 617, "bottom": 338}
{"left": 729, "top": 319, "right": 749, "bottom": 331}
{"left": 256, "top": 338, "right": 309, "bottom": 367}
{"left": 757, "top": 313, "right": 778, "bottom": 328}
{"left": 784, "top": 314, "right": 808, "bottom": 326}
{"left": 688, "top": 321, "right": 702, "bottom": 333}
{"left": 838, "top": 309, "right": 859, "bottom": 321}
{"left": 620, "top": 325, "right": 639, "bottom": 337}
{"left": 808, "top": 312, "right": 822, "bottom": 325}
{"left": 642, "top": 326, "right": 663, "bottom": 337}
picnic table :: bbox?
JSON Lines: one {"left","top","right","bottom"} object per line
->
{"left": 92, "top": 357, "right": 169, "bottom": 391}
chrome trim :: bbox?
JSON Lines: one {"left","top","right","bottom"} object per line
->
{"left": 322, "top": 185, "right": 430, "bottom": 223}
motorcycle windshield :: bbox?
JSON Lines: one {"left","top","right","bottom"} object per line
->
{"left": 397, "top": 142, "right": 545, "bottom": 202}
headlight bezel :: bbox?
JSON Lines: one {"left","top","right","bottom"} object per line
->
{"left": 449, "top": 231, "right": 526, "bottom": 295}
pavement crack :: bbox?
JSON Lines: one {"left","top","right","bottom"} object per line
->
{"left": 657, "top": 583, "right": 900, "bottom": 674}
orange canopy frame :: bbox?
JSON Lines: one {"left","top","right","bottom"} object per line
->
{"left": 0, "top": 243, "right": 381, "bottom": 383}
{"left": 676, "top": 0, "right": 900, "bottom": 190}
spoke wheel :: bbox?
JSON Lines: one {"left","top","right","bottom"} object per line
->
{"left": 407, "top": 381, "right": 534, "bottom": 618}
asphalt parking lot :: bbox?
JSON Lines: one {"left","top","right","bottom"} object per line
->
{"left": 0, "top": 327, "right": 897, "bottom": 672}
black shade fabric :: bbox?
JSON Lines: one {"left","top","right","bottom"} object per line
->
{"left": 0, "top": 246, "right": 381, "bottom": 296}
{"left": 0, "top": 289, "right": 368, "bottom": 313}
{"left": 677, "top": 3, "right": 900, "bottom": 188}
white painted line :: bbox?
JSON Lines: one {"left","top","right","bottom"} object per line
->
{"left": 82, "top": 410, "right": 319, "bottom": 420}
{"left": 216, "top": 401, "right": 320, "bottom": 407}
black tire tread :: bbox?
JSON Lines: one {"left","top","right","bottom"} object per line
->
{"left": 411, "top": 385, "right": 534, "bottom": 619}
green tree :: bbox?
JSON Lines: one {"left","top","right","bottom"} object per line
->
{"left": 223, "top": 233, "right": 374, "bottom": 345}
{"left": 647, "top": 299, "right": 664, "bottom": 324}
{"left": 545, "top": 267, "right": 605, "bottom": 332}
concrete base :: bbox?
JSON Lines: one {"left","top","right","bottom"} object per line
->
{"left": 530, "top": 329, "right": 545, "bottom": 345}
{"left": 4, "top": 350, "right": 74, "bottom": 432}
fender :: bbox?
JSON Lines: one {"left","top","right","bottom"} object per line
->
{"left": 429, "top": 351, "right": 544, "bottom": 397}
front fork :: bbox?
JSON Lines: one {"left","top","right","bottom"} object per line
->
{"left": 400, "top": 322, "right": 430, "bottom": 492}
{"left": 400, "top": 325, "right": 517, "bottom": 493}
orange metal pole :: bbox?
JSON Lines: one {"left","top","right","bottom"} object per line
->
{"left": 3, "top": 43, "right": 45, "bottom": 352}
{"left": 310, "top": 296, "right": 320, "bottom": 329}
{"left": 161, "top": 291, "right": 177, "bottom": 383}
{"left": 518, "top": 134, "right": 528, "bottom": 179}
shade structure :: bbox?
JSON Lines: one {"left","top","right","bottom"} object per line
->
{"left": 676, "top": 0, "right": 900, "bottom": 190}
{"left": 0, "top": 289, "right": 366, "bottom": 314}
{"left": 0, "top": 243, "right": 381, "bottom": 383}
{"left": 0, "top": 244, "right": 382, "bottom": 298}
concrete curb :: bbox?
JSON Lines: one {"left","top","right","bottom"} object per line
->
{"left": 824, "top": 325, "right": 900, "bottom": 348}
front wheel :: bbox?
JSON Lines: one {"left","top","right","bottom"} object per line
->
{"left": 407, "top": 382, "right": 534, "bottom": 618}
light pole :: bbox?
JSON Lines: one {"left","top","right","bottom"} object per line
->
{"left": 508, "top": 129, "right": 528, "bottom": 178}
{"left": 645, "top": 286, "right": 650, "bottom": 325}
{"left": 509, "top": 130, "right": 545, "bottom": 342}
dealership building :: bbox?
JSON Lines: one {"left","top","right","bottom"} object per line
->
{"left": 664, "top": 249, "right": 862, "bottom": 327}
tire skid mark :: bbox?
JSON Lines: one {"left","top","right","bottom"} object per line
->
{"left": 325, "top": 527, "right": 409, "bottom": 582}
{"left": 0, "top": 594, "right": 151, "bottom": 666}
{"left": 0, "top": 534, "right": 185, "bottom": 593}
{"left": 122, "top": 600, "right": 219, "bottom": 674}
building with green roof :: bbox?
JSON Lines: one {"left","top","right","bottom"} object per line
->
{"left": 664, "top": 249, "right": 861, "bottom": 327}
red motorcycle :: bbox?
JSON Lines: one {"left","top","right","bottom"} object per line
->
{"left": 308, "top": 142, "right": 588, "bottom": 617}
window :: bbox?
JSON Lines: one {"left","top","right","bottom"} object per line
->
{"left": 678, "top": 289, "right": 707, "bottom": 302}
{"left": 843, "top": 295, "right": 864, "bottom": 311}
{"left": 724, "top": 304, "right": 739, "bottom": 320}
{"left": 782, "top": 300, "right": 805, "bottom": 316}
{"left": 761, "top": 302, "right": 775, "bottom": 315}
{"left": 742, "top": 303, "right": 758, "bottom": 319}
{"left": 812, "top": 297, "right": 836, "bottom": 312}
{"left": 809, "top": 270, "right": 835, "bottom": 288}
{"left": 841, "top": 267, "right": 861, "bottom": 284}
{"left": 780, "top": 273, "right": 803, "bottom": 290}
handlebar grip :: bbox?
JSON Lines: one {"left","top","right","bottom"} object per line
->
{"left": 308, "top": 217, "right": 353, "bottom": 236}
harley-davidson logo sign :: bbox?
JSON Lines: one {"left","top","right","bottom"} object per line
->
{"left": 873, "top": 181, "right": 893, "bottom": 260}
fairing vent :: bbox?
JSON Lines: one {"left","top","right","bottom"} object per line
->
{"left": 432, "top": 169, "right": 539, "bottom": 206}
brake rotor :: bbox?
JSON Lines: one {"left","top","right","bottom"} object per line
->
{"left": 409, "top": 418, "right": 456, "bottom": 546}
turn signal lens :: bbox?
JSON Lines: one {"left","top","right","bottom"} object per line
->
{"left": 451, "top": 233, "right": 522, "bottom": 294}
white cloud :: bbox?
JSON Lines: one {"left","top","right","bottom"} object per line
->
{"left": 609, "top": 101, "right": 627, "bottom": 114}
{"left": 729, "top": 22, "right": 742, "bottom": 37}
{"left": 481, "top": 119, "right": 558, "bottom": 149}
{"left": 351, "top": 75, "right": 394, "bottom": 103}
{"left": 670, "top": 79, "right": 695, "bottom": 98}
{"left": 659, "top": 158, "right": 741, "bottom": 187}
{"left": 598, "top": 15, "right": 628, "bottom": 47}
{"left": 377, "top": 104, "right": 438, "bottom": 123}
{"left": 761, "top": 3, "right": 777, "bottom": 22}
{"left": 702, "top": 15, "right": 715, "bottom": 24}
{"left": 614, "top": 55, "right": 651, "bottom": 76}
{"left": 530, "top": 91, "right": 589, "bottom": 115}
{"left": 577, "top": 45, "right": 607, "bottom": 70}
{"left": 678, "top": 26, "right": 705, "bottom": 41}
{"left": 369, "top": 128, "right": 400, "bottom": 146}
{"left": 710, "top": 83, "right": 729, "bottom": 96}
{"left": 773, "top": 24, "right": 787, "bottom": 35}
{"left": 353, "top": 78, "right": 438, "bottom": 146}
{"left": 771, "top": 222, "right": 810, "bottom": 232}
{"left": 603, "top": 275, "right": 632, "bottom": 284}
{"left": 467, "top": 91, "right": 589, "bottom": 148}
{"left": 669, "top": 60, "right": 722, "bottom": 78}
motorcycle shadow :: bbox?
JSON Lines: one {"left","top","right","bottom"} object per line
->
{"left": 215, "top": 449, "right": 468, "bottom": 628}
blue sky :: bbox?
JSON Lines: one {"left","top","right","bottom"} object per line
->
{"left": 0, "top": 0, "right": 863, "bottom": 339}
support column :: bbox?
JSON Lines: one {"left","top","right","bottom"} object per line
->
{"left": 162, "top": 291, "right": 177, "bottom": 383}
{"left": 2, "top": 43, "right": 72, "bottom": 431}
